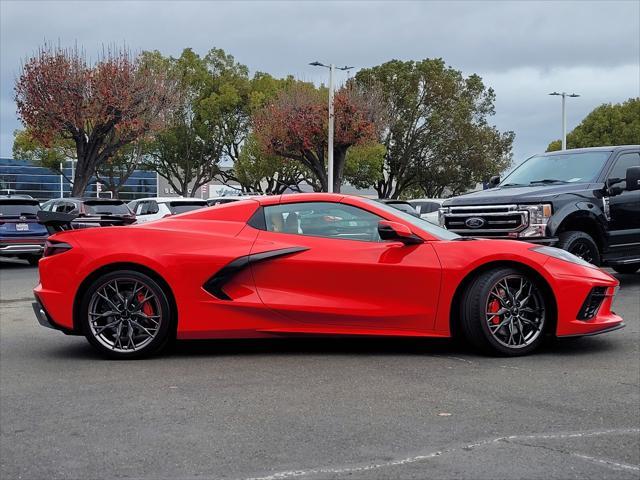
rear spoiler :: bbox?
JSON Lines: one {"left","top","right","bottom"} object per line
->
{"left": 37, "top": 211, "right": 136, "bottom": 234}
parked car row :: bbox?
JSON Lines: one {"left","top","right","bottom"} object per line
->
{"left": 5, "top": 145, "right": 639, "bottom": 273}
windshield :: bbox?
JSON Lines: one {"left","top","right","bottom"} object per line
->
{"left": 84, "top": 202, "right": 131, "bottom": 215}
{"left": 362, "top": 198, "right": 459, "bottom": 240}
{"left": 168, "top": 201, "right": 207, "bottom": 214}
{"left": 500, "top": 151, "right": 611, "bottom": 186}
{"left": 0, "top": 201, "right": 40, "bottom": 217}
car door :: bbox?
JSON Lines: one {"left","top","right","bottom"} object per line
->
{"left": 249, "top": 201, "right": 442, "bottom": 333}
{"left": 606, "top": 151, "right": 640, "bottom": 250}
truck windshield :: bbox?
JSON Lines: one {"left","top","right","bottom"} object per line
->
{"left": 500, "top": 151, "right": 611, "bottom": 186}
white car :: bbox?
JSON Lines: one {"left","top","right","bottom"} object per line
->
{"left": 408, "top": 198, "right": 444, "bottom": 224}
{"left": 130, "top": 197, "right": 209, "bottom": 224}
{"left": 206, "top": 195, "right": 259, "bottom": 206}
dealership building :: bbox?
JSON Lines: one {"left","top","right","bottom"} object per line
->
{"left": 0, "top": 158, "right": 157, "bottom": 201}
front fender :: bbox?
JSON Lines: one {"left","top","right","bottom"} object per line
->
{"left": 547, "top": 198, "right": 607, "bottom": 239}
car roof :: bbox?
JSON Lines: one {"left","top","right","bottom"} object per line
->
{"left": 135, "top": 197, "right": 208, "bottom": 203}
{"left": 208, "top": 195, "right": 259, "bottom": 201}
{"left": 256, "top": 193, "right": 344, "bottom": 206}
{"left": 0, "top": 197, "right": 40, "bottom": 205}
{"left": 61, "top": 197, "right": 127, "bottom": 203}
{"left": 541, "top": 145, "right": 640, "bottom": 156}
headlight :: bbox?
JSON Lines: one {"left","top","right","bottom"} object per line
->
{"left": 531, "top": 245, "right": 596, "bottom": 268}
{"left": 438, "top": 207, "right": 449, "bottom": 227}
{"left": 518, "top": 203, "right": 552, "bottom": 238}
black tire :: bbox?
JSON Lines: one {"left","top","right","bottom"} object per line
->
{"left": 80, "top": 270, "right": 173, "bottom": 359}
{"left": 556, "top": 230, "right": 600, "bottom": 266}
{"left": 27, "top": 255, "right": 40, "bottom": 266}
{"left": 612, "top": 264, "right": 639, "bottom": 275}
{"left": 460, "top": 267, "right": 548, "bottom": 356}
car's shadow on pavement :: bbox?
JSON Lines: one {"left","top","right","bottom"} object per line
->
{"left": 0, "top": 259, "right": 33, "bottom": 269}
{"left": 44, "top": 332, "right": 620, "bottom": 361}
{"left": 612, "top": 272, "right": 640, "bottom": 286}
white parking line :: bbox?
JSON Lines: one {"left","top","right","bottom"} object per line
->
{"left": 240, "top": 428, "right": 640, "bottom": 480}
{"left": 572, "top": 453, "right": 640, "bottom": 472}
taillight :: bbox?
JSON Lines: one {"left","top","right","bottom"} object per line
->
{"left": 43, "top": 240, "right": 72, "bottom": 257}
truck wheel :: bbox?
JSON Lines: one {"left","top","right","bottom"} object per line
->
{"left": 556, "top": 231, "right": 600, "bottom": 266}
{"left": 612, "top": 264, "right": 639, "bottom": 274}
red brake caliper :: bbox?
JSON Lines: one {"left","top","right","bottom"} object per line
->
{"left": 137, "top": 292, "right": 154, "bottom": 316}
{"left": 489, "top": 299, "right": 501, "bottom": 325}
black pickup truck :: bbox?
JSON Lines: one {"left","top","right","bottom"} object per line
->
{"left": 439, "top": 145, "right": 640, "bottom": 273}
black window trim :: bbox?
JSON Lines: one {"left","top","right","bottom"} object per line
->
{"left": 249, "top": 201, "right": 385, "bottom": 243}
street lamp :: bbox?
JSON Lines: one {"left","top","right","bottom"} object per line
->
{"left": 310, "top": 61, "right": 353, "bottom": 193}
{"left": 549, "top": 91, "right": 580, "bottom": 150}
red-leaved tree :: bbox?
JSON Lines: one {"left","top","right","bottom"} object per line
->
{"left": 15, "top": 45, "right": 176, "bottom": 196}
{"left": 253, "top": 83, "right": 385, "bottom": 192}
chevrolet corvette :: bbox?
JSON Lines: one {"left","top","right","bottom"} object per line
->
{"left": 33, "top": 193, "right": 624, "bottom": 359}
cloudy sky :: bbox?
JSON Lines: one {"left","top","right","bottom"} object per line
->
{"left": 1, "top": 0, "right": 639, "bottom": 162}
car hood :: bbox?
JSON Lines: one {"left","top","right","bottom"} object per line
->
{"left": 443, "top": 183, "right": 597, "bottom": 206}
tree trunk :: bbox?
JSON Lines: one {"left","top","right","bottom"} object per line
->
{"left": 332, "top": 146, "right": 348, "bottom": 193}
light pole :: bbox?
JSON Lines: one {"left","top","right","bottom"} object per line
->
{"left": 309, "top": 61, "right": 353, "bottom": 193}
{"left": 549, "top": 91, "right": 580, "bottom": 150}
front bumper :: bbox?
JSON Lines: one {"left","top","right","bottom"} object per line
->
{"left": 542, "top": 258, "right": 625, "bottom": 337}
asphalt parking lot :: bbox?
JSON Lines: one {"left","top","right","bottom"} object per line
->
{"left": 1, "top": 258, "right": 638, "bottom": 480}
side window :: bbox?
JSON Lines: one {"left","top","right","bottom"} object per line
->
{"left": 147, "top": 201, "right": 159, "bottom": 214}
{"left": 136, "top": 202, "right": 148, "bottom": 215}
{"left": 422, "top": 202, "right": 440, "bottom": 214}
{"left": 54, "top": 202, "right": 73, "bottom": 213}
{"left": 608, "top": 153, "right": 640, "bottom": 189}
{"left": 263, "top": 202, "right": 382, "bottom": 242}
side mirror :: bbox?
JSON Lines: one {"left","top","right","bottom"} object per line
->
{"left": 625, "top": 166, "right": 640, "bottom": 191}
{"left": 488, "top": 175, "right": 500, "bottom": 188}
{"left": 378, "top": 220, "right": 423, "bottom": 245}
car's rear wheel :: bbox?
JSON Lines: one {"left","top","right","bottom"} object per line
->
{"left": 80, "top": 270, "right": 172, "bottom": 359}
{"left": 461, "top": 267, "right": 547, "bottom": 356}
{"left": 612, "top": 263, "right": 639, "bottom": 274}
{"left": 27, "top": 255, "right": 40, "bottom": 266}
{"left": 556, "top": 231, "right": 600, "bottom": 266}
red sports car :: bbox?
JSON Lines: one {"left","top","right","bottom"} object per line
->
{"left": 33, "top": 193, "right": 624, "bottom": 359}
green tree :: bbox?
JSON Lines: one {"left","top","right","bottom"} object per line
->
{"left": 228, "top": 134, "right": 312, "bottom": 194}
{"left": 343, "top": 142, "right": 385, "bottom": 190}
{"left": 96, "top": 139, "right": 151, "bottom": 198}
{"left": 144, "top": 49, "right": 304, "bottom": 196}
{"left": 13, "top": 129, "right": 76, "bottom": 183}
{"left": 143, "top": 48, "right": 243, "bottom": 196}
{"left": 355, "top": 58, "right": 514, "bottom": 198}
{"left": 547, "top": 98, "right": 640, "bottom": 151}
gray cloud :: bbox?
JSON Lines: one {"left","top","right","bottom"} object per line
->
{"left": 1, "top": 0, "right": 639, "bottom": 161}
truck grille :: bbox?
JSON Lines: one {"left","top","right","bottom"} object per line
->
{"left": 442, "top": 205, "right": 528, "bottom": 237}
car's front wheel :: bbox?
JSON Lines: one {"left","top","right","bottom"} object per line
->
{"left": 80, "top": 270, "right": 173, "bottom": 359}
{"left": 460, "top": 267, "right": 548, "bottom": 356}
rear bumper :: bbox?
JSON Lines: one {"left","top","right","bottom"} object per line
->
{"left": 0, "top": 239, "right": 45, "bottom": 255}
{"left": 32, "top": 295, "right": 76, "bottom": 335}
